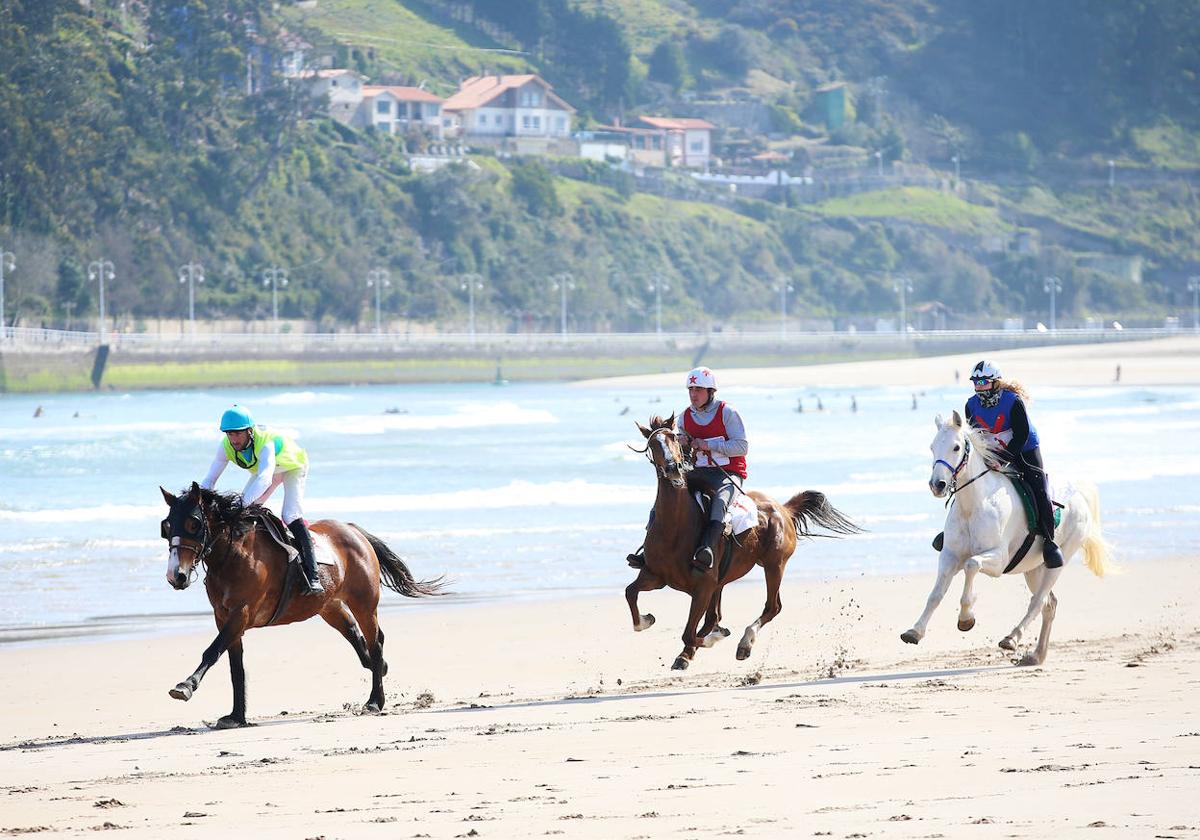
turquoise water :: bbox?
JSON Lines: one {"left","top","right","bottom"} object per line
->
{"left": 1, "top": 380, "right": 1197, "bottom": 638}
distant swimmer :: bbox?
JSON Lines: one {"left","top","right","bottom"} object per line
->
{"left": 795, "top": 398, "right": 803, "bottom": 414}
{"left": 912, "top": 393, "right": 918, "bottom": 410}
{"left": 816, "top": 396, "right": 824, "bottom": 412}
{"left": 33, "top": 405, "right": 44, "bottom": 418}
{"left": 619, "top": 406, "right": 630, "bottom": 416}
{"left": 851, "top": 396, "right": 858, "bottom": 413}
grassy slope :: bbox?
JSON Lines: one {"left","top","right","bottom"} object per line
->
{"left": 808, "top": 187, "right": 1006, "bottom": 234}
{"left": 279, "top": 0, "right": 529, "bottom": 95}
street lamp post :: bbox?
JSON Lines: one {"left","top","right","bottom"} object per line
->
{"left": 87, "top": 259, "right": 115, "bottom": 342}
{"left": 648, "top": 272, "right": 669, "bottom": 334}
{"left": 262, "top": 265, "right": 289, "bottom": 331}
{"left": 1107, "top": 159, "right": 1115, "bottom": 198}
{"left": 1188, "top": 275, "right": 1200, "bottom": 331}
{"left": 552, "top": 272, "right": 574, "bottom": 337}
{"left": 460, "top": 273, "right": 483, "bottom": 339}
{"left": 893, "top": 275, "right": 913, "bottom": 337}
{"left": 1044, "top": 275, "right": 1063, "bottom": 333}
{"left": 178, "top": 261, "right": 205, "bottom": 334}
{"left": 775, "top": 278, "right": 794, "bottom": 338}
{"left": 951, "top": 154, "right": 960, "bottom": 186}
{"left": 366, "top": 268, "right": 390, "bottom": 334}
{"left": 0, "top": 248, "right": 14, "bottom": 337}
{"left": 874, "top": 150, "right": 883, "bottom": 177}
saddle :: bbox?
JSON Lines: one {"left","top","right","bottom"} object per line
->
{"left": 1001, "top": 475, "right": 1064, "bottom": 574}
{"left": 248, "top": 508, "right": 300, "bottom": 564}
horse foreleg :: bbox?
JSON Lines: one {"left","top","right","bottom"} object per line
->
{"left": 626, "top": 569, "right": 665, "bottom": 632}
{"left": 170, "top": 614, "right": 245, "bottom": 702}
{"left": 902, "top": 552, "right": 962, "bottom": 644}
{"left": 214, "top": 639, "right": 248, "bottom": 729}
{"left": 672, "top": 588, "right": 712, "bottom": 670}
{"left": 738, "top": 561, "right": 784, "bottom": 661}
{"left": 957, "top": 557, "right": 981, "bottom": 632}
{"left": 1002, "top": 566, "right": 1062, "bottom": 661}
{"left": 698, "top": 588, "right": 731, "bottom": 648}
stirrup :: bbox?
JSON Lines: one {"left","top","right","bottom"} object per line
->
{"left": 691, "top": 546, "right": 714, "bottom": 572}
{"left": 301, "top": 574, "right": 325, "bottom": 595}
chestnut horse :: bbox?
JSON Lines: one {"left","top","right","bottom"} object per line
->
{"left": 627, "top": 416, "right": 860, "bottom": 670}
{"left": 160, "top": 483, "right": 445, "bottom": 728}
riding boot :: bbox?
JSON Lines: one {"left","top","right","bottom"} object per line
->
{"left": 626, "top": 545, "right": 646, "bottom": 569}
{"left": 1027, "top": 467, "right": 1063, "bottom": 569}
{"left": 691, "top": 520, "right": 724, "bottom": 572}
{"left": 287, "top": 520, "right": 325, "bottom": 595}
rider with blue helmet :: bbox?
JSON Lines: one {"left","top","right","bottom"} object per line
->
{"left": 201, "top": 405, "right": 324, "bottom": 594}
{"left": 961, "top": 361, "right": 1063, "bottom": 569}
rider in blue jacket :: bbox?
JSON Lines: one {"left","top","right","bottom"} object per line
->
{"left": 962, "top": 360, "right": 1064, "bottom": 568}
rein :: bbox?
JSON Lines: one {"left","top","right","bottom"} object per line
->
{"left": 937, "top": 434, "right": 1019, "bottom": 506}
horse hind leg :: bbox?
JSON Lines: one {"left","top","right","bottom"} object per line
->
{"left": 1016, "top": 572, "right": 1058, "bottom": 667}
{"left": 1000, "top": 565, "right": 1062, "bottom": 657}
{"left": 699, "top": 588, "right": 731, "bottom": 648}
{"left": 321, "top": 602, "right": 372, "bottom": 669}
{"left": 738, "top": 561, "right": 783, "bottom": 661}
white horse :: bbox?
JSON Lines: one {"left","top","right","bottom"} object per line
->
{"left": 901, "top": 410, "right": 1112, "bottom": 666}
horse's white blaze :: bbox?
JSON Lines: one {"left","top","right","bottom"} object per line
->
{"left": 166, "top": 547, "right": 181, "bottom": 582}
{"left": 907, "top": 415, "right": 1112, "bottom": 661}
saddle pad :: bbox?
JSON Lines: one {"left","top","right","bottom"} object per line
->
{"left": 693, "top": 491, "right": 758, "bottom": 536}
{"left": 311, "top": 531, "right": 340, "bottom": 568}
{"left": 1007, "top": 474, "right": 1065, "bottom": 532}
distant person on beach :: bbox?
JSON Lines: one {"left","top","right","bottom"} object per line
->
{"left": 627, "top": 366, "right": 749, "bottom": 572}
{"left": 200, "top": 405, "right": 324, "bottom": 595}
{"left": 932, "top": 360, "right": 1063, "bottom": 568}
{"left": 1114, "top": 364, "right": 1121, "bottom": 383}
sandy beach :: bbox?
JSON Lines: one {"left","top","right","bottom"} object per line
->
{"left": 581, "top": 334, "right": 1200, "bottom": 389}
{"left": 3, "top": 336, "right": 1199, "bottom": 839}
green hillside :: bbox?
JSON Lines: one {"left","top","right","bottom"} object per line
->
{"left": 1, "top": 0, "right": 1197, "bottom": 334}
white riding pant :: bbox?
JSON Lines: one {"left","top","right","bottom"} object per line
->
{"left": 245, "top": 465, "right": 308, "bottom": 524}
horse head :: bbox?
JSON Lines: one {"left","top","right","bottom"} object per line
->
{"left": 634, "top": 413, "right": 690, "bottom": 489}
{"left": 929, "top": 410, "right": 968, "bottom": 498}
{"left": 160, "top": 482, "right": 213, "bottom": 590}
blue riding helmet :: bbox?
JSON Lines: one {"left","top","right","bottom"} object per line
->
{"left": 219, "top": 406, "right": 254, "bottom": 432}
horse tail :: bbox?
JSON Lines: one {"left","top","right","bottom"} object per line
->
{"left": 349, "top": 524, "right": 450, "bottom": 597}
{"left": 1075, "top": 482, "right": 1114, "bottom": 578}
{"left": 783, "top": 490, "right": 862, "bottom": 538}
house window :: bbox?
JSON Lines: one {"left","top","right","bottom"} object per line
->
{"left": 522, "top": 115, "right": 531, "bottom": 129}
{"left": 556, "top": 116, "right": 565, "bottom": 132}
{"left": 376, "top": 100, "right": 391, "bottom": 115}
{"left": 397, "top": 102, "right": 409, "bottom": 118}
{"left": 429, "top": 105, "right": 440, "bottom": 117}
{"left": 495, "top": 114, "right": 503, "bottom": 125}
{"left": 690, "top": 139, "right": 704, "bottom": 152}
{"left": 413, "top": 103, "right": 423, "bottom": 119}
{"left": 532, "top": 116, "right": 541, "bottom": 130}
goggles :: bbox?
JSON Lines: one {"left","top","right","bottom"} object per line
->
{"left": 970, "top": 376, "right": 995, "bottom": 386}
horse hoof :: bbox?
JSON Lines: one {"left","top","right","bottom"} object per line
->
{"left": 634, "top": 614, "right": 655, "bottom": 632}
{"left": 671, "top": 657, "right": 690, "bottom": 671}
{"left": 998, "top": 635, "right": 1017, "bottom": 651}
{"left": 363, "top": 702, "right": 382, "bottom": 714}
{"left": 717, "top": 626, "right": 731, "bottom": 638}
{"left": 900, "top": 630, "right": 921, "bottom": 645}
{"left": 736, "top": 645, "right": 751, "bottom": 661}
{"left": 957, "top": 617, "right": 976, "bottom": 632}
{"left": 169, "top": 683, "right": 193, "bottom": 701}
{"left": 381, "top": 660, "right": 389, "bottom": 677}
{"left": 1017, "top": 653, "right": 1042, "bottom": 667}
{"left": 214, "top": 715, "right": 247, "bottom": 730}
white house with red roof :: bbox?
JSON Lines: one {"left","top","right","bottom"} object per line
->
{"left": 635, "top": 116, "right": 716, "bottom": 169}
{"left": 293, "top": 68, "right": 366, "bottom": 124}
{"left": 358, "top": 85, "right": 446, "bottom": 139}
{"left": 442, "top": 74, "right": 575, "bottom": 152}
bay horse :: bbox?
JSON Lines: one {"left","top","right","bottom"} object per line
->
{"left": 627, "top": 415, "right": 860, "bottom": 670}
{"left": 160, "top": 483, "right": 445, "bottom": 728}
{"left": 902, "top": 411, "right": 1112, "bottom": 665}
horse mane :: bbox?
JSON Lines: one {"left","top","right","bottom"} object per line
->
{"left": 960, "top": 422, "right": 1010, "bottom": 472}
{"left": 188, "top": 487, "right": 273, "bottom": 539}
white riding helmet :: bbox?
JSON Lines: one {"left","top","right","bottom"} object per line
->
{"left": 970, "top": 360, "right": 1002, "bottom": 383}
{"left": 686, "top": 366, "right": 717, "bottom": 390}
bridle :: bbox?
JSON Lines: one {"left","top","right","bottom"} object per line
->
{"left": 635, "top": 428, "right": 692, "bottom": 487}
{"left": 934, "top": 431, "right": 1013, "bottom": 501}
{"left": 162, "top": 499, "right": 218, "bottom": 582}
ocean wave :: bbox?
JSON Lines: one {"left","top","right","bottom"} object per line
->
{"left": 256, "top": 390, "right": 353, "bottom": 405}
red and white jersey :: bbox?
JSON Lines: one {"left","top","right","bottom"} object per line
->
{"left": 681, "top": 399, "right": 748, "bottom": 478}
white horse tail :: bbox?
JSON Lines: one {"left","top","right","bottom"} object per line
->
{"left": 1076, "top": 481, "right": 1113, "bottom": 577}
